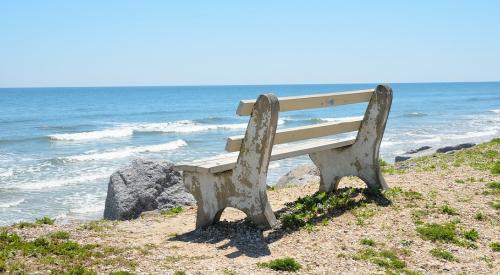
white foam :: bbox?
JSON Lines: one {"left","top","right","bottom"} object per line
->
{"left": 128, "top": 119, "right": 283, "bottom": 133}
{"left": 268, "top": 162, "right": 281, "bottom": 169}
{"left": 14, "top": 172, "right": 111, "bottom": 190}
{"left": 0, "top": 168, "right": 13, "bottom": 178}
{"left": 62, "top": 139, "right": 187, "bottom": 162}
{"left": 319, "top": 116, "right": 364, "bottom": 122}
{"left": 49, "top": 128, "right": 133, "bottom": 141}
{"left": 0, "top": 198, "right": 25, "bottom": 208}
{"left": 491, "top": 109, "right": 500, "bottom": 114}
{"left": 446, "top": 130, "right": 498, "bottom": 140}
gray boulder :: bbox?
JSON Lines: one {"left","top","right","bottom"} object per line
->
{"left": 275, "top": 164, "right": 320, "bottom": 188}
{"left": 405, "top": 146, "right": 432, "bottom": 154}
{"left": 104, "top": 159, "right": 195, "bottom": 220}
{"left": 436, "top": 143, "right": 475, "bottom": 153}
{"left": 395, "top": 156, "right": 411, "bottom": 162}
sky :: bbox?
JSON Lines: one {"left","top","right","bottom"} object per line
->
{"left": 0, "top": 1, "right": 499, "bottom": 87}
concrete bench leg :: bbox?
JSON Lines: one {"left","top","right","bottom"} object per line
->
{"left": 184, "top": 94, "right": 280, "bottom": 229}
{"left": 309, "top": 85, "right": 392, "bottom": 192}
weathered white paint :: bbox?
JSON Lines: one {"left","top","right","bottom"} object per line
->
{"left": 174, "top": 85, "right": 392, "bottom": 229}
{"left": 236, "top": 89, "right": 374, "bottom": 116}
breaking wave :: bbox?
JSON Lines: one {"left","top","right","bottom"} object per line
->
{"left": 61, "top": 139, "right": 187, "bottom": 162}
{"left": 49, "top": 128, "right": 133, "bottom": 141}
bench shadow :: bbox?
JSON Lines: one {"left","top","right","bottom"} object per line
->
{"left": 172, "top": 187, "right": 391, "bottom": 258}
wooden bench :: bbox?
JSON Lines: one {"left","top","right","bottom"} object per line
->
{"left": 174, "top": 84, "right": 393, "bottom": 229}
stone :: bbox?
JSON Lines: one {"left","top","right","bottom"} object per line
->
{"left": 104, "top": 159, "right": 194, "bottom": 220}
{"left": 395, "top": 156, "right": 411, "bottom": 162}
{"left": 436, "top": 143, "right": 475, "bottom": 153}
{"left": 405, "top": 146, "right": 431, "bottom": 154}
{"left": 275, "top": 164, "right": 320, "bottom": 188}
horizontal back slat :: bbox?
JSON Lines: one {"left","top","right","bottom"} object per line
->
{"left": 225, "top": 117, "right": 362, "bottom": 152}
{"left": 236, "top": 89, "right": 373, "bottom": 116}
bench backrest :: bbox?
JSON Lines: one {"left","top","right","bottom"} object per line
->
{"left": 225, "top": 88, "right": 376, "bottom": 152}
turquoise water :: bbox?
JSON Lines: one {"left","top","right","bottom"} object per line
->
{"left": 0, "top": 82, "right": 499, "bottom": 226}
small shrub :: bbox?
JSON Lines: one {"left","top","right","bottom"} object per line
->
{"left": 491, "top": 161, "right": 500, "bottom": 175}
{"left": 440, "top": 205, "right": 458, "bottom": 215}
{"left": 49, "top": 231, "right": 70, "bottom": 240}
{"left": 109, "top": 272, "right": 134, "bottom": 275}
{"left": 454, "top": 179, "right": 465, "bottom": 184}
{"left": 490, "top": 242, "right": 500, "bottom": 252}
{"left": 15, "top": 221, "right": 37, "bottom": 228}
{"left": 62, "top": 266, "right": 96, "bottom": 275}
{"left": 258, "top": 257, "right": 302, "bottom": 272}
{"left": 416, "top": 223, "right": 456, "bottom": 242}
{"left": 491, "top": 201, "right": 500, "bottom": 210}
{"left": 430, "top": 248, "right": 455, "bottom": 261}
{"left": 485, "top": 181, "right": 500, "bottom": 195}
{"left": 160, "top": 206, "right": 184, "bottom": 217}
{"left": 474, "top": 212, "right": 486, "bottom": 221}
{"left": 463, "top": 229, "right": 479, "bottom": 241}
{"left": 353, "top": 248, "right": 410, "bottom": 272}
{"left": 173, "top": 271, "right": 186, "bottom": 275}
{"left": 360, "top": 239, "right": 376, "bottom": 246}
{"left": 35, "top": 216, "right": 55, "bottom": 225}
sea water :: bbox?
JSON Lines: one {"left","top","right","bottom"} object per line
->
{"left": 0, "top": 82, "right": 499, "bottom": 225}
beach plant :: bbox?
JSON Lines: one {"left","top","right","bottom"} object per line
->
{"left": 474, "top": 212, "right": 486, "bottom": 221}
{"left": 430, "top": 248, "right": 456, "bottom": 261}
{"left": 440, "top": 205, "right": 458, "bottom": 216}
{"left": 109, "top": 271, "right": 134, "bottom": 275}
{"left": 49, "top": 231, "right": 70, "bottom": 240}
{"left": 61, "top": 266, "right": 97, "bottom": 275}
{"left": 490, "top": 242, "right": 500, "bottom": 252}
{"left": 416, "top": 222, "right": 457, "bottom": 242}
{"left": 463, "top": 229, "right": 479, "bottom": 241}
{"left": 257, "top": 257, "right": 302, "bottom": 272}
{"left": 160, "top": 206, "right": 184, "bottom": 217}
{"left": 173, "top": 271, "right": 186, "bottom": 275}
{"left": 352, "top": 248, "right": 421, "bottom": 274}
{"left": 360, "top": 238, "right": 376, "bottom": 246}
{"left": 280, "top": 188, "right": 358, "bottom": 229}
{"left": 36, "top": 216, "right": 55, "bottom": 225}
{"left": 484, "top": 181, "right": 500, "bottom": 195}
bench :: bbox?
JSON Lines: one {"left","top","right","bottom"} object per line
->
{"left": 174, "top": 84, "right": 393, "bottom": 229}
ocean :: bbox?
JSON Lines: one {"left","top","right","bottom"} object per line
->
{"left": 0, "top": 82, "right": 499, "bottom": 226}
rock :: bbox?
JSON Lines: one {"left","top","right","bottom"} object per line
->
{"left": 405, "top": 146, "right": 431, "bottom": 154}
{"left": 104, "top": 159, "right": 194, "bottom": 220}
{"left": 275, "top": 164, "right": 320, "bottom": 188}
{"left": 436, "top": 143, "right": 475, "bottom": 153}
{"left": 395, "top": 156, "right": 411, "bottom": 162}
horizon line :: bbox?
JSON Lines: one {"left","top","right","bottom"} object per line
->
{"left": 1, "top": 80, "right": 500, "bottom": 89}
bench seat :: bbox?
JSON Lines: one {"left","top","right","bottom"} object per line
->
{"left": 175, "top": 138, "right": 355, "bottom": 174}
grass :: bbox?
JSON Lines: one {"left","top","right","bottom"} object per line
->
{"left": 416, "top": 222, "right": 457, "bottom": 242}
{"left": 484, "top": 181, "right": 500, "bottom": 195}
{"left": 173, "top": 271, "right": 186, "bottom": 275}
{"left": 353, "top": 248, "right": 420, "bottom": 274}
{"left": 15, "top": 216, "right": 55, "bottom": 228}
{"left": 160, "top": 206, "right": 184, "bottom": 217}
{"left": 49, "top": 231, "right": 71, "bottom": 240}
{"left": 440, "top": 205, "right": 458, "bottom": 215}
{"left": 257, "top": 257, "right": 302, "bottom": 272}
{"left": 463, "top": 229, "right": 479, "bottom": 241}
{"left": 280, "top": 188, "right": 358, "bottom": 229}
{"left": 475, "top": 212, "right": 486, "bottom": 221}
{"left": 490, "top": 201, "right": 500, "bottom": 210}
{"left": 109, "top": 271, "right": 134, "bottom": 275}
{"left": 430, "top": 248, "right": 456, "bottom": 261}
{"left": 490, "top": 242, "right": 500, "bottom": 252}
{"left": 360, "top": 238, "right": 376, "bottom": 246}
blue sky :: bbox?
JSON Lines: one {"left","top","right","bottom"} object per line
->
{"left": 1, "top": 1, "right": 499, "bottom": 87}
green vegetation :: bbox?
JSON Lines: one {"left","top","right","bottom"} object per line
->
{"left": 62, "top": 266, "right": 96, "bottom": 274}
{"left": 173, "top": 271, "right": 186, "bottom": 275}
{"left": 385, "top": 187, "right": 423, "bottom": 201}
{"left": 416, "top": 222, "right": 478, "bottom": 248}
{"left": 430, "top": 248, "right": 456, "bottom": 261}
{"left": 257, "top": 257, "right": 302, "bottom": 272}
{"left": 490, "top": 242, "right": 500, "bottom": 252}
{"left": 353, "top": 248, "right": 420, "bottom": 274}
{"left": 360, "top": 239, "right": 376, "bottom": 246}
{"left": 440, "top": 205, "right": 458, "bottom": 215}
{"left": 417, "top": 223, "right": 457, "bottom": 242}
{"left": 49, "top": 231, "right": 71, "bottom": 240}
{"left": 109, "top": 271, "right": 134, "bottom": 275}
{"left": 411, "top": 209, "right": 428, "bottom": 225}
{"left": 394, "top": 138, "right": 499, "bottom": 174}
{"left": 490, "top": 201, "right": 500, "bottom": 210}
{"left": 80, "top": 220, "right": 108, "bottom": 232}
{"left": 484, "top": 181, "right": 500, "bottom": 195}
{"left": 36, "top": 216, "right": 55, "bottom": 225}
{"left": 280, "top": 188, "right": 357, "bottom": 229}
{"left": 160, "top": 206, "right": 184, "bottom": 217}
{"left": 463, "top": 229, "right": 479, "bottom": 241}
{"left": 474, "top": 212, "right": 486, "bottom": 221}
